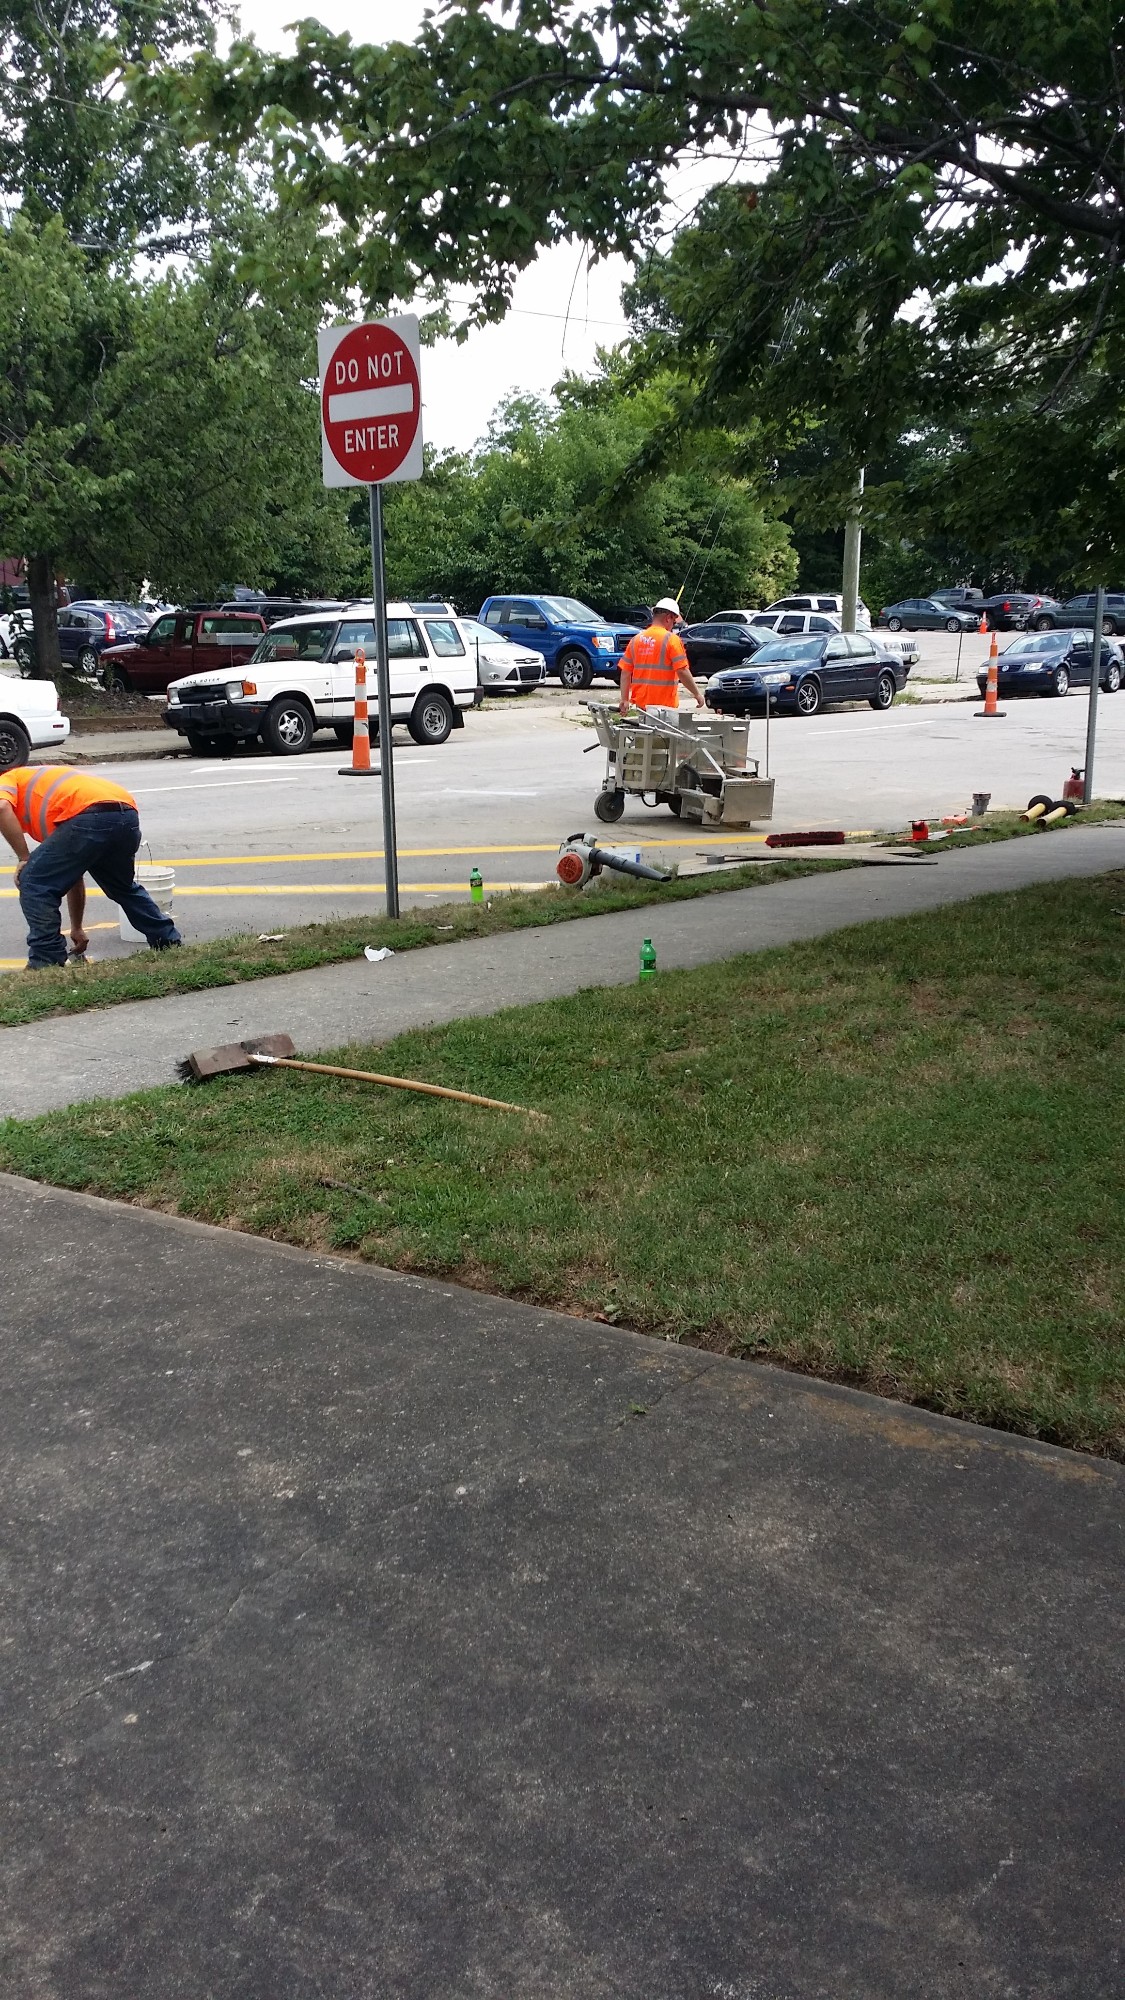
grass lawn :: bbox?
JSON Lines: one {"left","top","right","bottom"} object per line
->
{"left": 3, "top": 872, "right": 1123, "bottom": 1456}
{"left": 0, "top": 856, "right": 850, "bottom": 1028}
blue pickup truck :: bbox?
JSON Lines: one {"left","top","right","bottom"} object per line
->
{"left": 476, "top": 594, "right": 635, "bottom": 689}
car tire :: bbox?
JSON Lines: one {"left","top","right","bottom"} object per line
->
{"left": 13, "top": 637, "right": 34, "bottom": 673}
{"left": 945, "top": 617, "right": 963, "bottom": 633}
{"left": 334, "top": 722, "right": 354, "bottom": 744}
{"left": 263, "top": 697, "right": 314, "bottom": 754}
{"left": 666, "top": 793, "right": 683, "bottom": 816}
{"left": 593, "top": 787, "right": 626, "bottom": 823}
{"left": 870, "top": 671, "right": 896, "bottom": 711}
{"left": 557, "top": 649, "right": 594, "bottom": 690}
{"left": 887, "top": 617, "right": 903, "bottom": 632}
{"left": 795, "top": 677, "right": 822, "bottom": 716}
{"left": 76, "top": 645, "right": 99, "bottom": 677}
{"left": 185, "top": 731, "right": 219, "bottom": 757}
{"left": 1103, "top": 618, "right": 1121, "bottom": 638}
{"left": 104, "top": 667, "right": 132, "bottom": 695}
{"left": 0, "top": 717, "right": 31, "bottom": 769}
{"left": 1102, "top": 660, "right": 1122, "bottom": 693}
{"left": 1050, "top": 666, "right": 1070, "bottom": 697}
{"left": 408, "top": 690, "right": 454, "bottom": 745}
{"left": 1032, "top": 616, "right": 1053, "bottom": 632}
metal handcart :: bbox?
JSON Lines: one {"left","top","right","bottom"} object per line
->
{"left": 585, "top": 704, "right": 775, "bottom": 828}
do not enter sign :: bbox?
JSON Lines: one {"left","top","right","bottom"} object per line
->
{"left": 318, "top": 316, "right": 424, "bottom": 488}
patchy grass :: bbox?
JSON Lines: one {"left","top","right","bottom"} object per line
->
{"left": 891, "top": 798, "right": 1125, "bottom": 852}
{"left": 0, "top": 856, "right": 851, "bottom": 1027}
{"left": 4, "top": 873, "right": 1124, "bottom": 1457}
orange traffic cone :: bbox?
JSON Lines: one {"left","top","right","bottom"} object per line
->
{"left": 978, "top": 613, "right": 989, "bottom": 634}
{"left": 339, "top": 648, "right": 380, "bottom": 775}
{"left": 974, "top": 631, "right": 1005, "bottom": 718}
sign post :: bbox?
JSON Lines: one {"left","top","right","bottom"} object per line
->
{"left": 1083, "top": 584, "right": 1105, "bottom": 805}
{"left": 318, "top": 314, "right": 424, "bottom": 919}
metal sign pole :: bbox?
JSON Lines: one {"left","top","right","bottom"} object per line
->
{"left": 1082, "top": 584, "right": 1105, "bottom": 806}
{"left": 369, "top": 482, "right": 400, "bottom": 917}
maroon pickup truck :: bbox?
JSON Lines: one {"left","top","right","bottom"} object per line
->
{"left": 99, "top": 609, "right": 267, "bottom": 694}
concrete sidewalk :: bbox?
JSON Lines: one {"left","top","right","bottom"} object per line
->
{"left": 1, "top": 824, "right": 1121, "bottom": 1119}
{"left": 0, "top": 1173, "right": 1119, "bottom": 1998}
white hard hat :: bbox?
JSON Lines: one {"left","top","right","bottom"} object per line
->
{"left": 654, "top": 596, "right": 681, "bottom": 615}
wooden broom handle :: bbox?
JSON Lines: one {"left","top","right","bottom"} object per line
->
{"left": 251, "top": 1054, "right": 546, "bottom": 1120}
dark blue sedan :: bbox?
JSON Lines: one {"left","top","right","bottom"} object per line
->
{"left": 57, "top": 600, "right": 149, "bottom": 677}
{"left": 976, "top": 629, "right": 1124, "bottom": 699}
{"left": 706, "top": 632, "right": 907, "bottom": 718}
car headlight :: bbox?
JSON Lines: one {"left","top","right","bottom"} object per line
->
{"left": 1022, "top": 664, "right": 1043, "bottom": 673}
{"left": 761, "top": 672, "right": 791, "bottom": 688}
{"left": 592, "top": 634, "right": 613, "bottom": 650}
{"left": 167, "top": 689, "right": 181, "bottom": 704}
{"left": 225, "top": 681, "right": 245, "bottom": 700}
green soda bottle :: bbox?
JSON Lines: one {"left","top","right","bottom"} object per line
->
{"left": 640, "top": 937, "right": 657, "bottom": 981}
{"left": 469, "top": 866, "right": 484, "bottom": 904}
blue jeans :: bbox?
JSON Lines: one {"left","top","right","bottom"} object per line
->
{"left": 19, "top": 804, "right": 182, "bottom": 968}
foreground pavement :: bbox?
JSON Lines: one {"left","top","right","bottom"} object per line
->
{"left": 0, "top": 1175, "right": 1119, "bottom": 1998}
{"left": 1, "top": 823, "right": 1122, "bottom": 1117}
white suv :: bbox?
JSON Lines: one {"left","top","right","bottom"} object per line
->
{"left": 0, "top": 672, "right": 71, "bottom": 768}
{"left": 164, "top": 602, "right": 480, "bottom": 755}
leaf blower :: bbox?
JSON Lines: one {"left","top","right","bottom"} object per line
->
{"left": 556, "top": 833, "right": 672, "bottom": 888}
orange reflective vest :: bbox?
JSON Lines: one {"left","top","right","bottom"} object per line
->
{"left": 0, "top": 766, "right": 136, "bottom": 843}
{"left": 621, "top": 625, "right": 688, "bottom": 707}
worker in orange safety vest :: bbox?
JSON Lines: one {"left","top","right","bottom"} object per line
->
{"left": 618, "top": 597, "right": 703, "bottom": 716}
{"left": 0, "top": 766, "right": 181, "bottom": 969}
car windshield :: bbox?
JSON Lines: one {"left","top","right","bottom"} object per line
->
{"left": 461, "top": 619, "right": 510, "bottom": 647}
{"left": 751, "top": 637, "right": 821, "bottom": 663}
{"left": 1007, "top": 632, "right": 1067, "bottom": 654}
{"left": 542, "top": 596, "right": 603, "bottom": 625}
{"left": 251, "top": 622, "right": 336, "bottom": 663}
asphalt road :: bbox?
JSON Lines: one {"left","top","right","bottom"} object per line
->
{"left": 2, "top": 660, "right": 1123, "bottom": 964}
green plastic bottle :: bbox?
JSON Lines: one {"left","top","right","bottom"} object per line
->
{"left": 640, "top": 937, "right": 657, "bottom": 981}
{"left": 469, "top": 866, "right": 484, "bottom": 904}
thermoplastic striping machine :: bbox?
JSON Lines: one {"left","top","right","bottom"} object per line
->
{"left": 586, "top": 703, "right": 776, "bottom": 829}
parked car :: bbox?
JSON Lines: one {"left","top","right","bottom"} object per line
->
{"left": 476, "top": 594, "right": 630, "bottom": 689}
{"left": 53, "top": 600, "right": 149, "bottom": 677}
{"left": 930, "top": 586, "right": 984, "bottom": 611}
{"left": 1029, "top": 591, "right": 1125, "bottom": 636}
{"left": 219, "top": 595, "right": 348, "bottom": 627}
{"left": 879, "top": 597, "right": 980, "bottom": 632}
{"left": 975, "top": 629, "right": 1124, "bottom": 700}
{"left": 459, "top": 617, "right": 547, "bottom": 693}
{"left": 0, "top": 675, "right": 71, "bottom": 768}
{"left": 761, "top": 593, "right": 873, "bottom": 629}
{"left": 0, "top": 608, "right": 33, "bottom": 661}
{"left": 100, "top": 607, "right": 269, "bottom": 695}
{"left": 746, "top": 610, "right": 842, "bottom": 637}
{"left": 979, "top": 592, "right": 1059, "bottom": 631}
{"left": 163, "top": 603, "right": 480, "bottom": 754}
{"left": 706, "top": 631, "right": 907, "bottom": 718}
{"left": 680, "top": 621, "right": 766, "bottom": 678}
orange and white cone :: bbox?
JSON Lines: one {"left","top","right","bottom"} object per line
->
{"left": 975, "top": 631, "right": 1005, "bottom": 718}
{"left": 340, "top": 648, "right": 379, "bottom": 774}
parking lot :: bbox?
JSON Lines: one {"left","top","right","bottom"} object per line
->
{"left": 3, "top": 634, "right": 1122, "bottom": 964}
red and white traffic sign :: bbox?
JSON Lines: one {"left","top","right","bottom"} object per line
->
{"left": 318, "top": 315, "right": 423, "bottom": 488}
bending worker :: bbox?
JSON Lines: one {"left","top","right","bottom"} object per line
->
{"left": 0, "top": 766, "right": 181, "bottom": 969}
{"left": 618, "top": 596, "right": 704, "bottom": 716}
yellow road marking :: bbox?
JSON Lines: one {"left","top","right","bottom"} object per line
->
{"left": 1, "top": 836, "right": 771, "bottom": 873}
{"left": 1, "top": 883, "right": 552, "bottom": 900}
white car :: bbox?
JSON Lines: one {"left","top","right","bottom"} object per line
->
{"left": 0, "top": 675, "right": 71, "bottom": 767}
{"left": 164, "top": 601, "right": 481, "bottom": 754}
{"left": 458, "top": 617, "right": 547, "bottom": 693}
{"left": 0, "top": 608, "right": 33, "bottom": 661}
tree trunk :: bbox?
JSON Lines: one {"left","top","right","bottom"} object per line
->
{"left": 26, "top": 553, "right": 62, "bottom": 679}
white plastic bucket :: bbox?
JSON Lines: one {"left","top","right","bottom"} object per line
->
{"left": 120, "top": 864, "right": 176, "bottom": 943}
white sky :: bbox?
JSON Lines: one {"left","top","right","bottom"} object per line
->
{"left": 236, "top": 1, "right": 744, "bottom": 454}
{"left": 238, "top": 0, "right": 633, "bottom": 453}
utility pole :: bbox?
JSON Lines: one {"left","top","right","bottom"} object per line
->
{"left": 1082, "top": 585, "right": 1105, "bottom": 805}
{"left": 841, "top": 467, "right": 865, "bottom": 633}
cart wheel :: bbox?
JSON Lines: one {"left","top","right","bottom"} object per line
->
{"left": 594, "top": 788, "right": 626, "bottom": 823}
{"left": 666, "top": 794, "right": 683, "bottom": 816}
